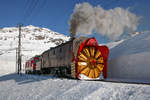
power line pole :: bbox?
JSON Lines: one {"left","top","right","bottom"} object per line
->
{"left": 16, "top": 48, "right": 18, "bottom": 73}
{"left": 18, "top": 24, "right": 22, "bottom": 75}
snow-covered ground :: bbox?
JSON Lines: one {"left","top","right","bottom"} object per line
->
{"left": 0, "top": 73, "right": 150, "bottom": 100}
{"left": 108, "top": 31, "right": 150, "bottom": 83}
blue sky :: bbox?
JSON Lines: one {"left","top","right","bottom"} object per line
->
{"left": 0, "top": 0, "right": 150, "bottom": 43}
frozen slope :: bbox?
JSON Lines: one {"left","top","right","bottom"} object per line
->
{"left": 104, "top": 39, "right": 125, "bottom": 49}
{"left": 0, "top": 25, "right": 69, "bottom": 73}
{"left": 0, "top": 73, "right": 150, "bottom": 100}
{"left": 108, "top": 31, "right": 150, "bottom": 83}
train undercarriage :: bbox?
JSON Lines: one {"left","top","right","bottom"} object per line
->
{"left": 25, "top": 66, "right": 72, "bottom": 78}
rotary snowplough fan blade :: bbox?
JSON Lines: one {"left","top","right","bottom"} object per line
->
{"left": 77, "top": 47, "right": 104, "bottom": 78}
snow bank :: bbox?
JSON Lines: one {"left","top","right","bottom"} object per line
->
{"left": 0, "top": 52, "right": 16, "bottom": 74}
{"left": 0, "top": 74, "right": 150, "bottom": 100}
{"left": 108, "top": 31, "right": 150, "bottom": 83}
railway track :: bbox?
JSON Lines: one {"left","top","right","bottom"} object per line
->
{"left": 85, "top": 79, "right": 150, "bottom": 85}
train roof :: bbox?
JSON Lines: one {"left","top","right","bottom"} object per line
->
{"left": 41, "top": 36, "right": 88, "bottom": 54}
{"left": 42, "top": 39, "right": 74, "bottom": 54}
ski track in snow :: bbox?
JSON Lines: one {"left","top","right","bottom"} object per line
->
{"left": 0, "top": 73, "right": 150, "bottom": 100}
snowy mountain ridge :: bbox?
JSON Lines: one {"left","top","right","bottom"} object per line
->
{"left": 0, "top": 25, "right": 69, "bottom": 56}
{"left": 102, "top": 31, "right": 145, "bottom": 49}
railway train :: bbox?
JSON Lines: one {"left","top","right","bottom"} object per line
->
{"left": 25, "top": 37, "right": 109, "bottom": 80}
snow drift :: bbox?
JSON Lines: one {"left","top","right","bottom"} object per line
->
{"left": 0, "top": 73, "right": 150, "bottom": 100}
{"left": 108, "top": 31, "right": 150, "bottom": 83}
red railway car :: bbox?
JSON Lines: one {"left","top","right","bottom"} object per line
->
{"left": 25, "top": 56, "right": 40, "bottom": 74}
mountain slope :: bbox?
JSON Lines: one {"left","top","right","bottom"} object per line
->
{"left": 0, "top": 25, "right": 69, "bottom": 73}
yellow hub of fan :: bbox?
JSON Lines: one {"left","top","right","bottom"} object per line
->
{"left": 77, "top": 47, "right": 104, "bottom": 78}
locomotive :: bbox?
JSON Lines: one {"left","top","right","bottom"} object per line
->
{"left": 25, "top": 37, "right": 109, "bottom": 80}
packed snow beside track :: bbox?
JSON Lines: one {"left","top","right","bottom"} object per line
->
{"left": 0, "top": 73, "right": 150, "bottom": 100}
{"left": 108, "top": 31, "right": 150, "bottom": 82}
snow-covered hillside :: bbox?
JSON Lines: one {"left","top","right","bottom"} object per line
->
{"left": 104, "top": 39, "right": 125, "bottom": 49}
{"left": 107, "top": 31, "right": 150, "bottom": 83}
{"left": 104, "top": 31, "right": 142, "bottom": 49}
{"left": 0, "top": 25, "right": 69, "bottom": 73}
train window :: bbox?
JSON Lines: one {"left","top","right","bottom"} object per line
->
{"left": 69, "top": 45, "right": 72, "bottom": 51}
{"left": 53, "top": 50, "right": 55, "bottom": 55}
{"left": 59, "top": 48, "right": 62, "bottom": 52}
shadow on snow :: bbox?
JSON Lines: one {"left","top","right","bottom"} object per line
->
{"left": 0, "top": 73, "right": 56, "bottom": 85}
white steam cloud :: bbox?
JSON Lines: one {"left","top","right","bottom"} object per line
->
{"left": 69, "top": 2, "right": 140, "bottom": 40}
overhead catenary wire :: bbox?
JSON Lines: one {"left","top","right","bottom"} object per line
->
{"left": 31, "top": 0, "right": 47, "bottom": 20}
{"left": 25, "top": 0, "right": 40, "bottom": 23}
{"left": 22, "top": 0, "right": 34, "bottom": 23}
{"left": 22, "top": 0, "right": 40, "bottom": 24}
